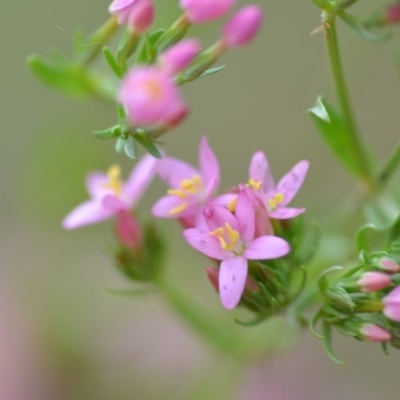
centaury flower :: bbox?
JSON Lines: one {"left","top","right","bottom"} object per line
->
{"left": 184, "top": 190, "right": 290, "bottom": 309}
{"left": 63, "top": 155, "right": 156, "bottom": 229}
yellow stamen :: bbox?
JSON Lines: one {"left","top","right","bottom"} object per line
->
{"left": 225, "top": 222, "right": 240, "bottom": 242}
{"left": 167, "top": 189, "right": 187, "bottom": 199}
{"left": 228, "top": 196, "right": 238, "bottom": 212}
{"left": 248, "top": 178, "right": 262, "bottom": 191}
{"left": 209, "top": 223, "right": 240, "bottom": 252}
{"left": 169, "top": 202, "right": 188, "bottom": 216}
{"left": 142, "top": 78, "right": 163, "bottom": 101}
{"left": 267, "top": 192, "right": 284, "bottom": 211}
{"left": 103, "top": 164, "right": 123, "bottom": 196}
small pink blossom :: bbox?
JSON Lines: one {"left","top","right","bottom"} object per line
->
{"left": 357, "top": 272, "right": 392, "bottom": 293}
{"left": 152, "top": 137, "right": 220, "bottom": 223}
{"left": 159, "top": 39, "right": 202, "bottom": 75}
{"left": 63, "top": 155, "right": 156, "bottom": 229}
{"left": 116, "top": 210, "right": 143, "bottom": 250}
{"left": 180, "top": 0, "right": 235, "bottom": 24}
{"left": 386, "top": 4, "right": 400, "bottom": 24}
{"left": 128, "top": 0, "right": 154, "bottom": 34}
{"left": 382, "top": 286, "right": 400, "bottom": 322}
{"left": 360, "top": 323, "right": 391, "bottom": 342}
{"left": 109, "top": 0, "right": 141, "bottom": 25}
{"left": 222, "top": 5, "right": 263, "bottom": 48}
{"left": 119, "top": 66, "right": 187, "bottom": 127}
{"left": 246, "top": 151, "right": 309, "bottom": 219}
{"left": 379, "top": 257, "right": 400, "bottom": 273}
{"left": 184, "top": 190, "right": 290, "bottom": 309}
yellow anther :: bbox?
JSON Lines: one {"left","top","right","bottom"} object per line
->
{"left": 209, "top": 223, "right": 240, "bottom": 252}
{"left": 167, "top": 176, "right": 203, "bottom": 198}
{"left": 167, "top": 189, "right": 187, "bottom": 199}
{"left": 228, "top": 197, "right": 238, "bottom": 212}
{"left": 169, "top": 202, "right": 188, "bottom": 216}
{"left": 103, "top": 164, "right": 123, "bottom": 196}
{"left": 225, "top": 222, "right": 240, "bottom": 242}
{"left": 267, "top": 192, "right": 285, "bottom": 211}
{"left": 248, "top": 179, "right": 262, "bottom": 191}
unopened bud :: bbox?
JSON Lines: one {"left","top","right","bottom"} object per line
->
{"left": 383, "top": 286, "right": 400, "bottom": 322}
{"left": 357, "top": 272, "right": 391, "bottom": 293}
{"left": 386, "top": 4, "right": 400, "bottom": 24}
{"left": 128, "top": 0, "right": 154, "bottom": 34}
{"left": 109, "top": 0, "right": 137, "bottom": 25}
{"left": 360, "top": 323, "right": 391, "bottom": 342}
{"left": 116, "top": 210, "right": 143, "bottom": 251}
{"left": 379, "top": 257, "right": 400, "bottom": 273}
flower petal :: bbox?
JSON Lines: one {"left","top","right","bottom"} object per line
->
{"left": 199, "top": 136, "right": 220, "bottom": 193}
{"left": 245, "top": 236, "right": 290, "bottom": 260}
{"left": 203, "top": 205, "right": 239, "bottom": 232}
{"left": 210, "top": 193, "right": 238, "bottom": 209}
{"left": 276, "top": 160, "right": 309, "bottom": 207}
{"left": 235, "top": 190, "right": 255, "bottom": 243}
{"left": 183, "top": 229, "right": 228, "bottom": 260}
{"left": 123, "top": 154, "right": 157, "bottom": 206}
{"left": 156, "top": 157, "right": 199, "bottom": 188}
{"left": 85, "top": 172, "right": 111, "bottom": 198}
{"left": 219, "top": 257, "right": 248, "bottom": 310}
{"left": 269, "top": 207, "right": 305, "bottom": 220}
{"left": 249, "top": 151, "right": 275, "bottom": 192}
{"left": 102, "top": 195, "right": 129, "bottom": 212}
{"left": 62, "top": 200, "right": 113, "bottom": 230}
{"left": 152, "top": 195, "right": 185, "bottom": 218}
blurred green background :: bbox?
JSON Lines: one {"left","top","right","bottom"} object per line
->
{"left": 2, "top": 0, "right": 400, "bottom": 399}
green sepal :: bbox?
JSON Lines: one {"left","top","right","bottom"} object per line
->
{"left": 93, "top": 125, "right": 121, "bottom": 139}
{"left": 309, "top": 96, "right": 364, "bottom": 177}
{"left": 326, "top": 287, "right": 355, "bottom": 310}
{"left": 339, "top": 12, "right": 392, "bottom": 43}
{"left": 115, "top": 136, "right": 126, "bottom": 153}
{"left": 134, "top": 134, "right": 162, "bottom": 158}
{"left": 104, "top": 287, "right": 156, "bottom": 297}
{"left": 322, "top": 321, "right": 347, "bottom": 365}
{"left": 103, "top": 47, "right": 123, "bottom": 78}
{"left": 234, "top": 314, "right": 268, "bottom": 327}
{"left": 356, "top": 223, "right": 376, "bottom": 253}
{"left": 318, "top": 266, "right": 343, "bottom": 294}
{"left": 136, "top": 29, "right": 166, "bottom": 64}
{"left": 381, "top": 341, "right": 389, "bottom": 355}
{"left": 310, "top": 310, "right": 324, "bottom": 339}
{"left": 124, "top": 136, "right": 138, "bottom": 159}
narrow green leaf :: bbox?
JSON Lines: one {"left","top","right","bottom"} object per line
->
{"left": 134, "top": 134, "right": 162, "bottom": 158}
{"left": 93, "top": 125, "right": 121, "bottom": 139}
{"left": 310, "top": 310, "right": 324, "bottom": 339}
{"left": 322, "top": 321, "right": 347, "bottom": 365}
{"left": 199, "top": 65, "right": 226, "bottom": 79}
{"left": 124, "top": 136, "right": 138, "bottom": 159}
{"left": 115, "top": 136, "right": 126, "bottom": 153}
{"left": 356, "top": 223, "right": 376, "bottom": 252}
{"left": 309, "top": 97, "right": 363, "bottom": 177}
{"left": 103, "top": 47, "right": 123, "bottom": 78}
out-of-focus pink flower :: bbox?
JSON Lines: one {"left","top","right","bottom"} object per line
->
{"left": 152, "top": 137, "right": 220, "bottom": 222}
{"left": 247, "top": 151, "right": 309, "bottom": 219}
{"left": 119, "top": 67, "right": 187, "bottom": 127}
{"left": 379, "top": 257, "right": 400, "bottom": 273}
{"left": 159, "top": 39, "right": 202, "bottom": 75}
{"left": 222, "top": 5, "right": 263, "bottom": 48}
{"left": 357, "top": 272, "right": 392, "bottom": 293}
{"left": 184, "top": 190, "right": 290, "bottom": 309}
{"left": 382, "top": 286, "right": 400, "bottom": 322}
{"left": 63, "top": 155, "right": 156, "bottom": 229}
{"left": 180, "top": 0, "right": 235, "bottom": 24}
{"left": 360, "top": 323, "right": 391, "bottom": 342}
{"left": 116, "top": 210, "right": 143, "bottom": 250}
{"left": 128, "top": 0, "right": 154, "bottom": 34}
{"left": 109, "top": 0, "right": 138, "bottom": 24}
{"left": 386, "top": 4, "right": 400, "bottom": 24}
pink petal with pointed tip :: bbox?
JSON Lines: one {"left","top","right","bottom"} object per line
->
{"left": 183, "top": 229, "right": 228, "bottom": 260}
{"left": 205, "top": 176, "right": 218, "bottom": 198}
{"left": 85, "top": 172, "right": 111, "bottom": 198}
{"left": 62, "top": 200, "right": 113, "bottom": 230}
{"left": 123, "top": 154, "right": 157, "bottom": 206}
{"left": 269, "top": 207, "right": 305, "bottom": 220}
{"left": 235, "top": 190, "right": 255, "bottom": 243}
{"left": 152, "top": 195, "right": 185, "bottom": 218}
{"left": 249, "top": 151, "right": 275, "bottom": 191}
{"left": 276, "top": 160, "right": 309, "bottom": 206}
{"left": 199, "top": 136, "right": 220, "bottom": 193}
{"left": 219, "top": 257, "right": 248, "bottom": 310}
{"left": 156, "top": 157, "right": 199, "bottom": 188}
{"left": 102, "top": 195, "right": 128, "bottom": 212}
{"left": 210, "top": 193, "right": 238, "bottom": 209}
{"left": 203, "top": 205, "right": 239, "bottom": 232}
{"left": 245, "top": 236, "right": 290, "bottom": 260}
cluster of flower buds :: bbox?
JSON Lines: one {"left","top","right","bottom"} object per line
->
{"left": 63, "top": 137, "right": 311, "bottom": 314}
{"left": 312, "top": 250, "right": 400, "bottom": 363}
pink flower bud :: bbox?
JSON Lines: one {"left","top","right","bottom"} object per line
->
{"left": 357, "top": 272, "right": 391, "bottom": 293}
{"left": 222, "top": 5, "right": 263, "bottom": 48}
{"left": 163, "top": 103, "right": 189, "bottom": 129}
{"left": 379, "top": 257, "right": 400, "bottom": 273}
{"left": 383, "top": 286, "right": 400, "bottom": 322}
{"left": 116, "top": 210, "right": 143, "bottom": 251}
{"left": 109, "top": 0, "right": 137, "bottom": 24}
{"left": 206, "top": 267, "right": 219, "bottom": 291}
{"left": 118, "top": 66, "right": 186, "bottom": 127}
{"left": 128, "top": 0, "right": 154, "bottom": 34}
{"left": 159, "top": 39, "right": 202, "bottom": 75}
{"left": 180, "top": 0, "right": 235, "bottom": 24}
{"left": 386, "top": 4, "right": 400, "bottom": 24}
{"left": 360, "top": 323, "right": 391, "bottom": 342}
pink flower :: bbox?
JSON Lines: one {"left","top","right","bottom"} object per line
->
{"left": 116, "top": 210, "right": 143, "bottom": 250}
{"left": 184, "top": 190, "right": 290, "bottom": 309}
{"left": 119, "top": 66, "right": 188, "bottom": 127}
{"left": 357, "top": 272, "right": 391, "bottom": 293}
{"left": 222, "top": 5, "right": 263, "bottom": 48}
{"left": 158, "top": 39, "right": 202, "bottom": 75}
{"left": 247, "top": 151, "right": 309, "bottom": 219}
{"left": 382, "top": 286, "right": 400, "bottom": 322}
{"left": 379, "top": 257, "right": 400, "bottom": 273}
{"left": 128, "top": 0, "right": 154, "bottom": 34}
{"left": 360, "top": 323, "right": 391, "bottom": 342}
{"left": 63, "top": 155, "right": 156, "bottom": 229}
{"left": 386, "top": 4, "right": 400, "bottom": 24}
{"left": 152, "top": 137, "right": 220, "bottom": 222}
{"left": 180, "top": 0, "right": 235, "bottom": 24}
{"left": 109, "top": 0, "right": 141, "bottom": 25}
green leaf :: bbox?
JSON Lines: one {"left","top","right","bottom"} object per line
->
{"left": 115, "top": 136, "right": 126, "bottom": 153}
{"left": 198, "top": 65, "right": 226, "bottom": 79}
{"left": 134, "top": 134, "right": 162, "bottom": 158}
{"left": 339, "top": 12, "right": 392, "bottom": 43}
{"left": 309, "top": 96, "right": 363, "bottom": 177}
{"left": 322, "top": 321, "right": 347, "bottom": 365}
{"left": 93, "top": 125, "right": 121, "bottom": 139}
{"left": 103, "top": 47, "right": 123, "bottom": 78}
{"left": 389, "top": 213, "right": 400, "bottom": 242}
{"left": 310, "top": 310, "right": 324, "bottom": 339}
{"left": 124, "top": 136, "right": 138, "bottom": 159}
{"left": 356, "top": 223, "right": 376, "bottom": 252}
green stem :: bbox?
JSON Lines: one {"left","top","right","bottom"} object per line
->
{"left": 376, "top": 140, "right": 400, "bottom": 187}
{"left": 325, "top": 17, "right": 376, "bottom": 192}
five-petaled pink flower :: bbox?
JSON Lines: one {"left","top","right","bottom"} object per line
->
{"left": 246, "top": 151, "right": 309, "bottom": 219}
{"left": 180, "top": 0, "right": 235, "bottom": 24}
{"left": 152, "top": 137, "right": 219, "bottom": 225}
{"left": 63, "top": 155, "right": 157, "bottom": 229}
{"left": 184, "top": 190, "right": 290, "bottom": 309}
{"left": 382, "top": 286, "right": 400, "bottom": 322}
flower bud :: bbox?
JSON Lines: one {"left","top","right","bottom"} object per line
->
{"left": 383, "top": 286, "right": 400, "bottom": 322}
{"left": 359, "top": 323, "right": 391, "bottom": 342}
{"left": 357, "top": 272, "right": 392, "bottom": 293}
{"left": 128, "top": 0, "right": 154, "bottom": 34}
{"left": 159, "top": 39, "right": 202, "bottom": 75}
{"left": 109, "top": 0, "right": 138, "bottom": 25}
{"left": 386, "top": 4, "right": 400, "bottom": 24}
{"left": 206, "top": 266, "right": 219, "bottom": 291}
{"left": 119, "top": 66, "right": 186, "bottom": 127}
{"left": 222, "top": 5, "right": 263, "bottom": 48}
{"left": 180, "top": 0, "right": 235, "bottom": 24}
{"left": 379, "top": 257, "right": 400, "bottom": 273}
{"left": 116, "top": 210, "right": 143, "bottom": 251}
